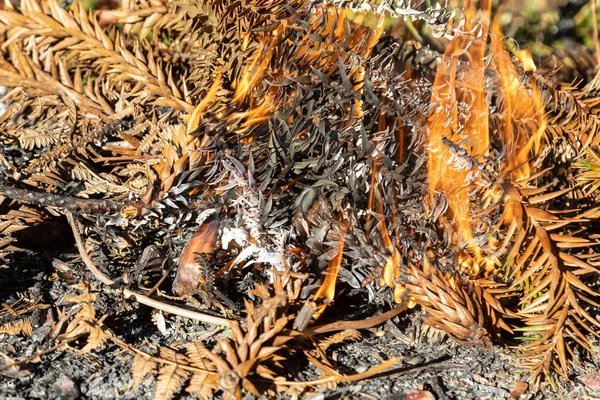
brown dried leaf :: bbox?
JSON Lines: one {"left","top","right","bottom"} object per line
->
{"left": 154, "top": 348, "right": 189, "bottom": 400}
{"left": 131, "top": 353, "right": 157, "bottom": 388}
{"left": 173, "top": 215, "right": 219, "bottom": 296}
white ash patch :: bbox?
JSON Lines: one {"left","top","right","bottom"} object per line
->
{"left": 0, "top": 86, "right": 7, "bottom": 115}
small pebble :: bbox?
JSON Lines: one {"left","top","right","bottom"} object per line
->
{"left": 510, "top": 381, "right": 528, "bottom": 398}
{"left": 582, "top": 371, "right": 600, "bottom": 391}
{"left": 404, "top": 356, "right": 425, "bottom": 365}
{"left": 472, "top": 373, "right": 489, "bottom": 384}
{"left": 32, "top": 326, "right": 51, "bottom": 343}
{"left": 354, "top": 365, "right": 368, "bottom": 374}
{"left": 52, "top": 376, "right": 79, "bottom": 400}
{"left": 395, "top": 390, "right": 436, "bottom": 400}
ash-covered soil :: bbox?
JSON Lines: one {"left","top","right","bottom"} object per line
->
{"left": 1, "top": 241, "right": 600, "bottom": 400}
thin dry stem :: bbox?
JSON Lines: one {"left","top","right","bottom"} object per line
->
{"left": 592, "top": 0, "right": 600, "bottom": 65}
{"left": 303, "top": 303, "right": 409, "bottom": 336}
{"left": 66, "top": 212, "right": 233, "bottom": 327}
{"left": 274, "top": 356, "right": 401, "bottom": 386}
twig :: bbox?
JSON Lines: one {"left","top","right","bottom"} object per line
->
{"left": 303, "top": 302, "right": 409, "bottom": 336}
{"left": 66, "top": 212, "right": 233, "bottom": 327}
{"left": 275, "top": 357, "right": 400, "bottom": 386}
{"left": 0, "top": 336, "right": 80, "bottom": 372}
{"left": 145, "top": 262, "right": 174, "bottom": 296}
{"left": 367, "top": 360, "right": 467, "bottom": 381}
{"left": 274, "top": 359, "right": 465, "bottom": 387}
{"left": 0, "top": 183, "right": 125, "bottom": 214}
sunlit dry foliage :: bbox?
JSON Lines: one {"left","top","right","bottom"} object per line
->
{"left": 2, "top": 0, "right": 600, "bottom": 396}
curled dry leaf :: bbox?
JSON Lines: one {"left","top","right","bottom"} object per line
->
{"left": 510, "top": 381, "right": 529, "bottom": 398}
{"left": 173, "top": 215, "right": 219, "bottom": 296}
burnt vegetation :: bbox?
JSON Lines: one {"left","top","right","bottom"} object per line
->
{"left": 1, "top": 0, "right": 600, "bottom": 398}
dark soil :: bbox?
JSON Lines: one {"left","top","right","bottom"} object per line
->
{"left": 1, "top": 242, "right": 600, "bottom": 400}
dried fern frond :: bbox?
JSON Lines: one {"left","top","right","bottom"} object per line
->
{"left": 123, "top": 276, "right": 301, "bottom": 400}
{"left": 577, "top": 147, "right": 600, "bottom": 197}
{"left": 56, "top": 300, "right": 109, "bottom": 354}
{"left": 153, "top": 347, "right": 191, "bottom": 400}
{"left": 2, "top": 0, "right": 600, "bottom": 394}
{"left": 0, "top": 0, "right": 191, "bottom": 107}
{"left": 0, "top": 318, "right": 33, "bottom": 336}
{"left": 534, "top": 68, "right": 600, "bottom": 149}
{"left": 131, "top": 352, "right": 157, "bottom": 389}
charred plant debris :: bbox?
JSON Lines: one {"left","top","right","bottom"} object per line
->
{"left": 1, "top": 0, "right": 600, "bottom": 398}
